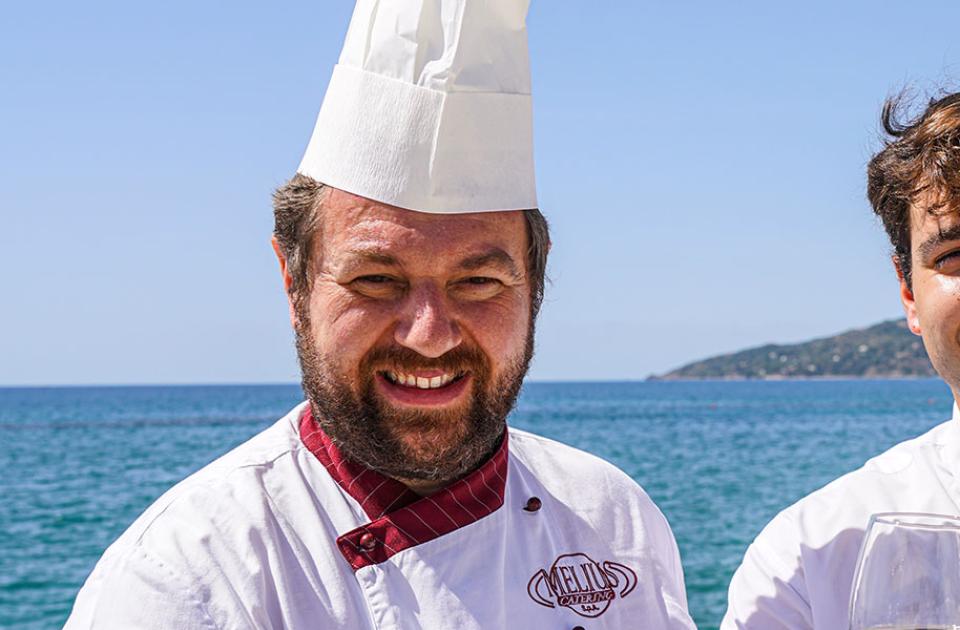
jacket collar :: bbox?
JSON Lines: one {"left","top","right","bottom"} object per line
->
{"left": 299, "top": 404, "right": 509, "bottom": 570}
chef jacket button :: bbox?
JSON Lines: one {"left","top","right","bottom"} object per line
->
{"left": 359, "top": 532, "right": 377, "bottom": 550}
{"left": 523, "top": 496, "right": 542, "bottom": 512}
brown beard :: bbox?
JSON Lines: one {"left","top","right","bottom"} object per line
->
{"left": 294, "top": 319, "right": 533, "bottom": 483}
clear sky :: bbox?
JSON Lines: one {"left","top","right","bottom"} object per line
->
{"left": 3, "top": 1, "right": 960, "bottom": 385}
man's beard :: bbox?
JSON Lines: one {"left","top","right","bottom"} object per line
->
{"left": 294, "top": 318, "right": 533, "bottom": 483}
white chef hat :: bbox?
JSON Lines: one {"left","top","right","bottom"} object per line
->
{"left": 297, "top": 0, "right": 537, "bottom": 214}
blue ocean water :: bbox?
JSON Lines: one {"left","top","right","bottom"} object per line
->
{"left": 0, "top": 380, "right": 953, "bottom": 629}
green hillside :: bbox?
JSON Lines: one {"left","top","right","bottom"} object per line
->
{"left": 654, "top": 319, "right": 935, "bottom": 380}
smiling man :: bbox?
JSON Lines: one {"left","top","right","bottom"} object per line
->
{"left": 64, "top": 1, "right": 695, "bottom": 628}
{"left": 722, "top": 92, "right": 960, "bottom": 628}
{"left": 283, "top": 187, "right": 538, "bottom": 499}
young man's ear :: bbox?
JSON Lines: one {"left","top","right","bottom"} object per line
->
{"left": 271, "top": 236, "right": 298, "bottom": 327}
{"left": 894, "top": 255, "right": 921, "bottom": 335}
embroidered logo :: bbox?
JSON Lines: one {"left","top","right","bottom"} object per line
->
{"left": 527, "top": 552, "right": 638, "bottom": 618}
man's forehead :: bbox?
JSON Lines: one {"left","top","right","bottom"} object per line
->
{"left": 911, "top": 195, "right": 960, "bottom": 234}
{"left": 910, "top": 197, "right": 960, "bottom": 258}
{"left": 319, "top": 188, "right": 527, "bottom": 256}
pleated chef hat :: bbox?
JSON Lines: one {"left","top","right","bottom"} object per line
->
{"left": 297, "top": 0, "right": 537, "bottom": 214}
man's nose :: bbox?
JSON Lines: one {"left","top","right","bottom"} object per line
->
{"left": 394, "top": 284, "right": 462, "bottom": 358}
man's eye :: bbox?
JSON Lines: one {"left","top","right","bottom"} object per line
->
{"left": 935, "top": 251, "right": 960, "bottom": 268}
{"left": 348, "top": 275, "right": 404, "bottom": 297}
{"left": 452, "top": 277, "right": 504, "bottom": 300}
{"left": 464, "top": 277, "right": 497, "bottom": 285}
{"left": 355, "top": 275, "right": 394, "bottom": 284}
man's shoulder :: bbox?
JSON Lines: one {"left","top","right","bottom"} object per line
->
{"left": 107, "top": 403, "right": 311, "bottom": 549}
{"left": 506, "top": 426, "right": 666, "bottom": 526}
{"left": 782, "top": 418, "right": 955, "bottom": 538}
{"left": 722, "top": 418, "right": 957, "bottom": 629}
{"left": 67, "top": 403, "right": 319, "bottom": 628}
{"left": 508, "top": 426, "right": 642, "bottom": 489}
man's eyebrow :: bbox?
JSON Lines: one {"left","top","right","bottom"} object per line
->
{"left": 457, "top": 248, "right": 522, "bottom": 280}
{"left": 339, "top": 249, "right": 401, "bottom": 271}
{"left": 917, "top": 223, "right": 960, "bottom": 261}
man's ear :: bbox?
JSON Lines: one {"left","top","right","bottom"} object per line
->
{"left": 271, "top": 236, "right": 298, "bottom": 327}
{"left": 894, "top": 255, "right": 921, "bottom": 335}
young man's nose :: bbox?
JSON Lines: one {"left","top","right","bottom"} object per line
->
{"left": 393, "top": 284, "right": 463, "bottom": 358}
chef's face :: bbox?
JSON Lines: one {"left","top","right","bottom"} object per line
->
{"left": 286, "top": 188, "right": 533, "bottom": 482}
{"left": 899, "top": 199, "right": 960, "bottom": 396}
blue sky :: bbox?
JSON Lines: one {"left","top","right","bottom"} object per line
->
{"left": 3, "top": 1, "right": 960, "bottom": 385}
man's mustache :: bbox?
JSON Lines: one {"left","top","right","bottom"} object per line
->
{"left": 361, "top": 345, "right": 489, "bottom": 375}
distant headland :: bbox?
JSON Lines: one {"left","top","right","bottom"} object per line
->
{"left": 651, "top": 319, "right": 935, "bottom": 380}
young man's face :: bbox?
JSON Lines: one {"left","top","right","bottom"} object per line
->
{"left": 900, "top": 199, "right": 960, "bottom": 395}
{"left": 286, "top": 188, "right": 533, "bottom": 483}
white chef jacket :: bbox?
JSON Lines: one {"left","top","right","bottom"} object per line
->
{"left": 722, "top": 405, "right": 960, "bottom": 629}
{"left": 65, "top": 402, "right": 695, "bottom": 629}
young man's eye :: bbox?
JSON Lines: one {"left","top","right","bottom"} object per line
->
{"left": 934, "top": 251, "right": 960, "bottom": 268}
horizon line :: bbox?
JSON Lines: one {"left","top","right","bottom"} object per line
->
{"left": 0, "top": 376, "right": 946, "bottom": 389}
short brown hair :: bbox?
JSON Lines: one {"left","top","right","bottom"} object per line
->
{"left": 867, "top": 90, "right": 960, "bottom": 286}
{"left": 272, "top": 173, "right": 551, "bottom": 315}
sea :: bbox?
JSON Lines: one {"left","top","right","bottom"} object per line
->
{"left": 0, "top": 379, "right": 954, "bottom": 629}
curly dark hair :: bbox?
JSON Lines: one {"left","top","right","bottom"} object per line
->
{"left": 867, "top": 90, "right": 960, "bottom": 287}
{"left": 272, "top": 173, "right": 550, "bottom": 315}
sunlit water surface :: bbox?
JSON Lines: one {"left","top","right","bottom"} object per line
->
{"left": 0, "top": 380, "right": 951, "bottom": 629}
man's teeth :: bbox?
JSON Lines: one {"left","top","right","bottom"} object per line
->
{"left": 387, "top": 371, "right": 456, "bottom": 389}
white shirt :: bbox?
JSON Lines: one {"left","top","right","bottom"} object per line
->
{"left": 722, "top": 406, "right": 960, "bottom": 629}
{"left": 65, "top": 402, "right": 695, "bottom": 629}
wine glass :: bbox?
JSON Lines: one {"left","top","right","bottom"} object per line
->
{"left": 849, "top": 512, "right": 960, "bottom": 630}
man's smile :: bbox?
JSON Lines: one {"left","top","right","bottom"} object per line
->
{"left": 375, "top": 370, "right": 472, "bottom": 406}
{"left": 383, "top": 369, "right": 463, "bottom": 389}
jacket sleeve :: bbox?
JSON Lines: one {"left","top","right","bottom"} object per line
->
{"left": 64, "top": 543, "right": 220, "bottom": 630}
{"left": 662, "top": 527, "right": 699, "bottom": 629}
{"left": 720, "top": 511, "right": 814, "bottom": 630}
{"left": 634, "top": 483, "right": 698, "bottom": 629}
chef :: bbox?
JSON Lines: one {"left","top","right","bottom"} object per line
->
{"left": 722, "top": 91, "right": 960, "bottom": 628}
{"left": 64, "top": 1, "right": 696, "bottom": 628}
